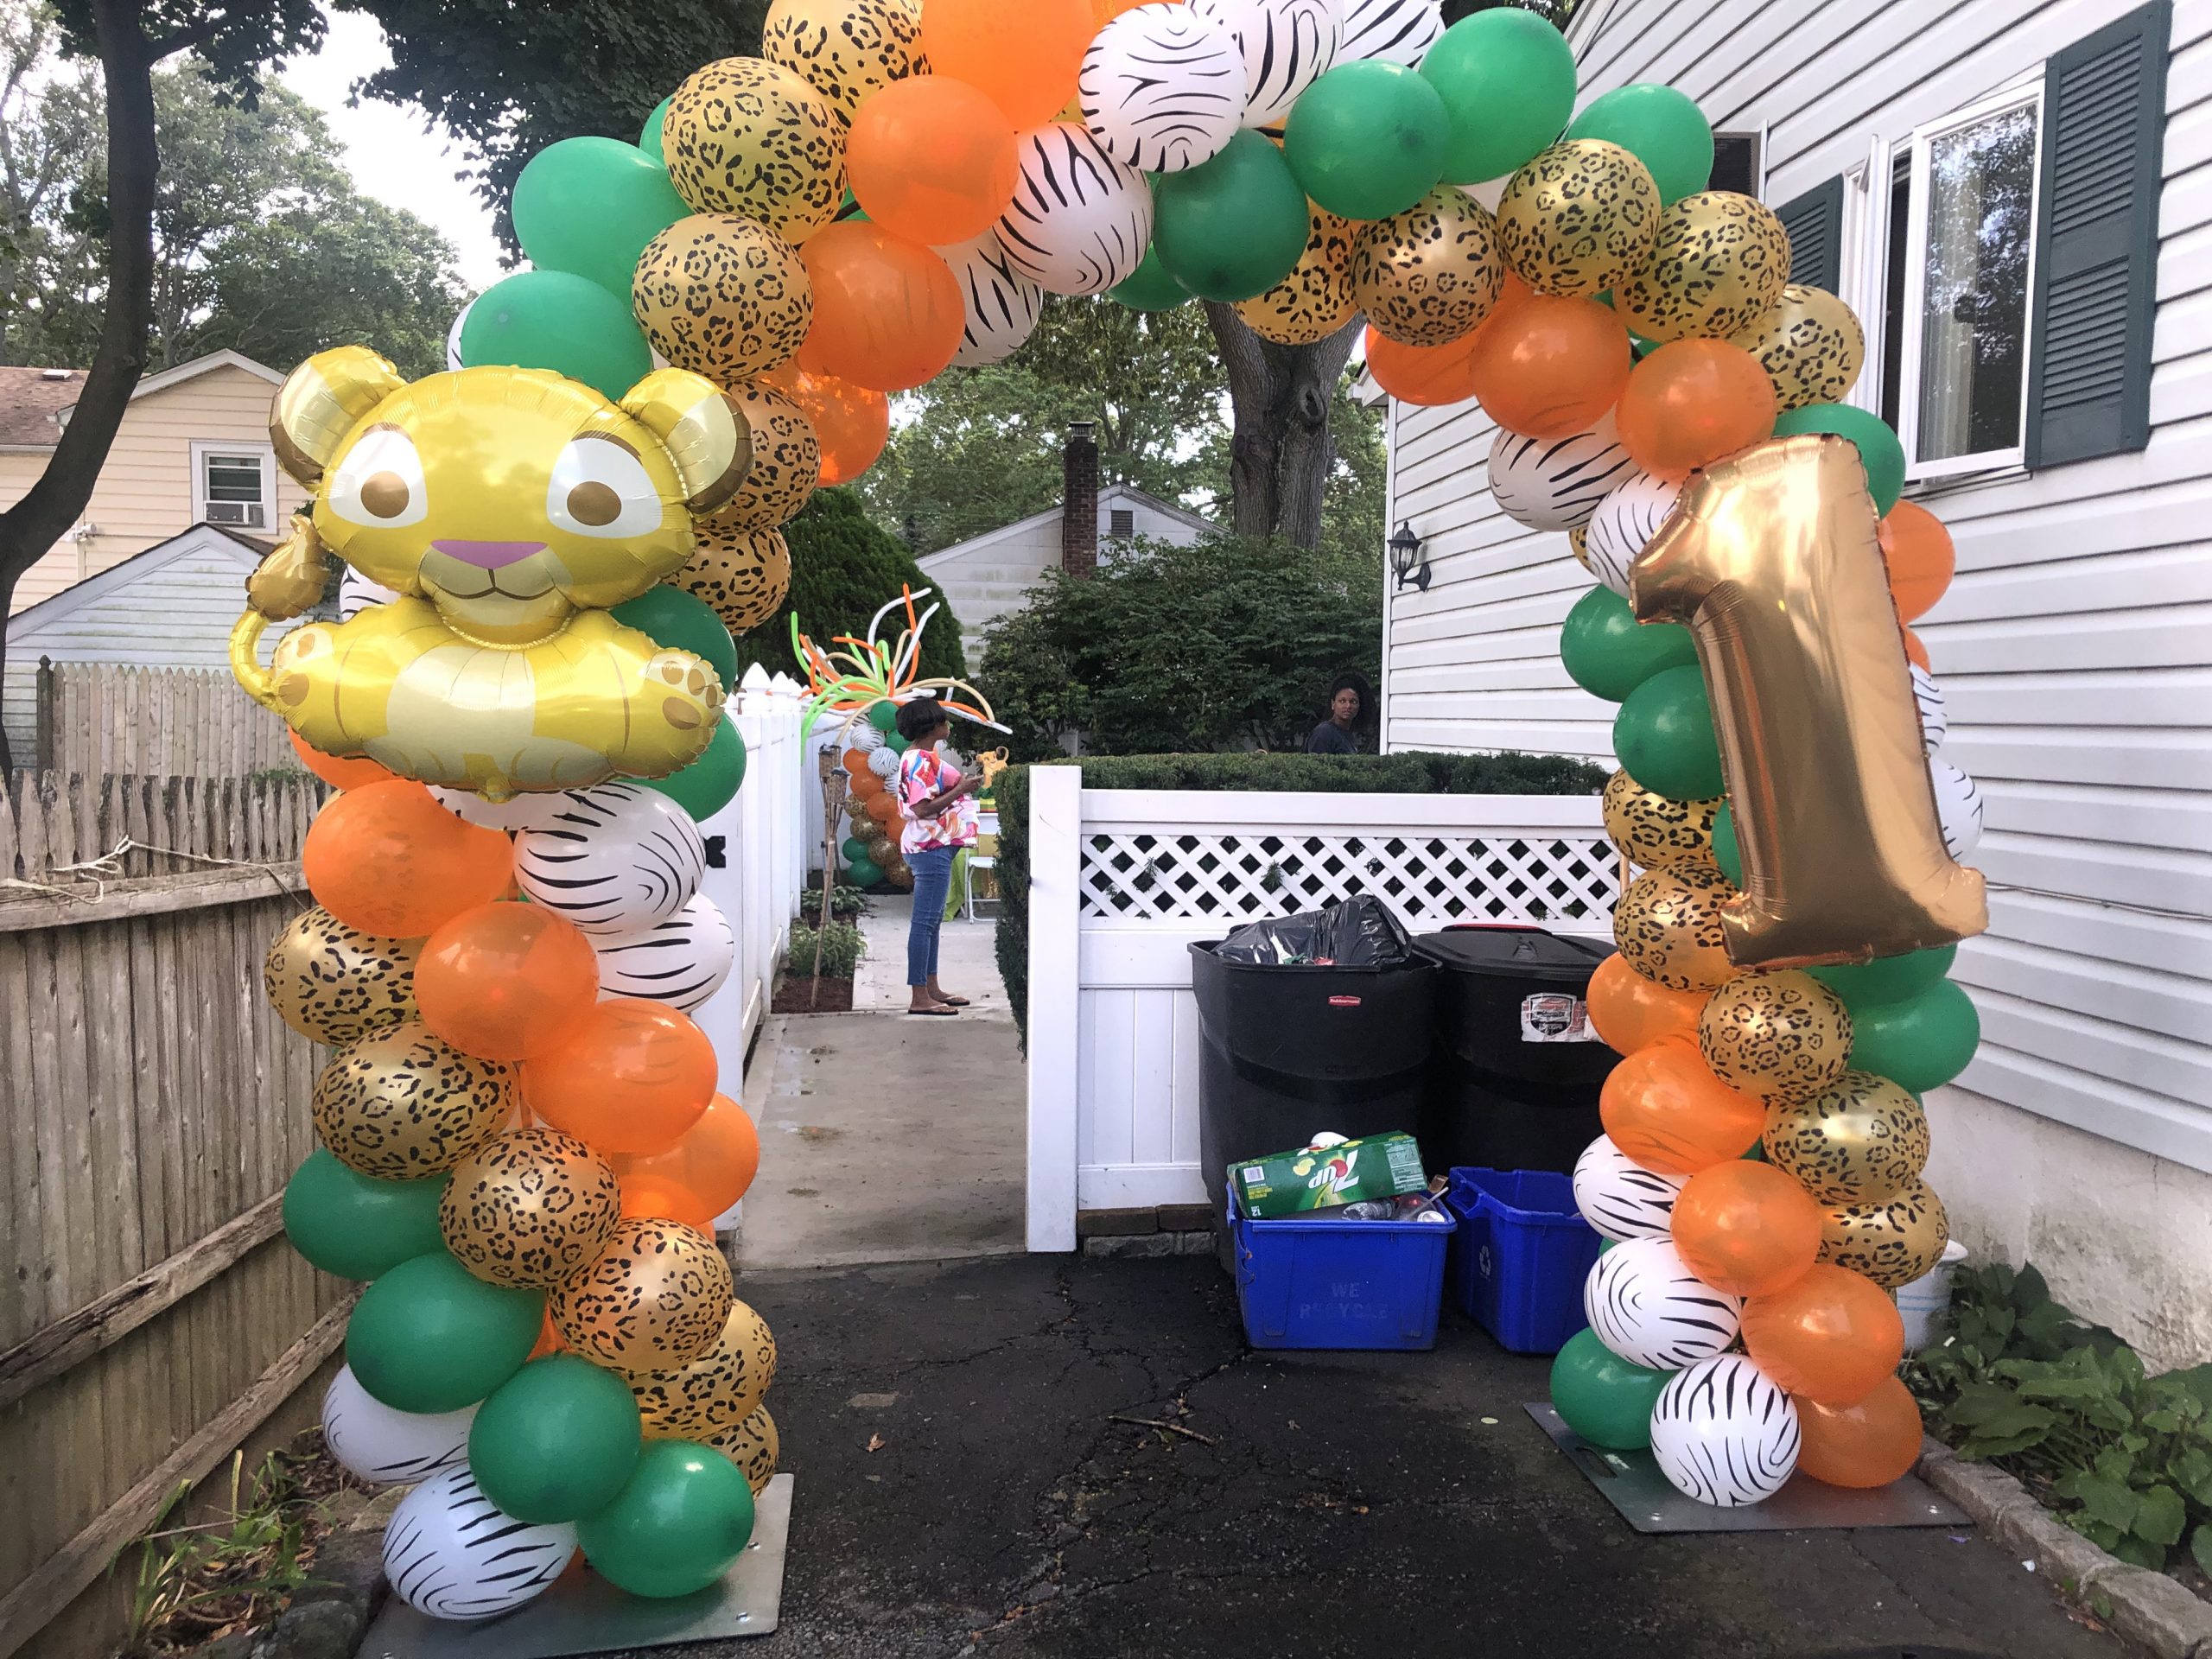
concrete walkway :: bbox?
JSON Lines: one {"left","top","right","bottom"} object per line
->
{"left": 851, "top": 891, "right": 1011, "bottom": 1015}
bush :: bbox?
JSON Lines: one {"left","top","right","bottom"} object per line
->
{"left": 785, "top": 918, "right": 864, "bottom": 981}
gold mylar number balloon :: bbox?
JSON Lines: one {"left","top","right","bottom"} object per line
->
{"left": 709, "top": 1404, "right": 780, "bottom": 1496}
{"left": 662, "top": 58, "right": 846, "bottom": 246}
{"left": 1611, "top": 864, "right": 1740, "bottom": 993}
{"left": 1601, "top": 769, "right": 1719, "bottom": 873}
{"left": 311, "top": 1020, "right": 514, "bottom": 1179}
{"left": 676, "top": 522, "right": 792, "bottom": 635}
{"left": 1821, "top": 1177, "right": 1949, "bottom": 1288}
{"left": 1496, "top": 139, "right": 1662, "bottom": 299}
{"left": 632, "top": 213, "right": 815, "bottom": 386}
{"left": 264, "top": 904, "right": 422, "bottom": 1047}
{"left": 550, "top": 1217, "right": 735, "bottom": 1376}
{"left": 1730, "top": 283, "right": 1866, "bottom": 411}
{"left": 629, "top": 1299, "right": 779, "bottom": 1438}
{"left": 762, "top": 0, "right": 924, "bottom": 123}
{"left": 719, "top": 382, "right": 822, "bottom": 531}
{"left": 439, "top": 1127, "right": 623, "bottom": 1288}
{"left": 1763, "top": 1070, "right": 1930, "bottom": 1207}
{"left": 1350, "top": 187, "right": 1504, "bottom": 349}
{"left": 1234, "top": 205, "right": 1357, "bottom": 347}
{"left": 1614, "top": 190, "right": 1791, "bottom": 344}
{"left": 1697, "top": 969, "right": 1853, "bottom": 1106}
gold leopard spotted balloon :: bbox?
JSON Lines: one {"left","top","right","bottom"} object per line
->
{"left": 633, "top": 214, "right": 814, "bottom": 385}
{"left": 311, "top": 1020, "right": 514, "bottom": 1179}
{"left": 1602, "top": 770, "right": 1719, "bottom": 872}
{"left": 709, "top": 1405, "right": 780, "bottom": 1495}
{"left": 1568, "top": 523, "right": 1592, "bottom": 574}
{"left": 550, "top": 1218, "right": 734, "bottom": 1375}
{"left": 1615, "top": 191, "right": 1792, "bottom": 344}
{"left": 1233, "top": 205, "right": 1357, "bottom": 346}
{"left": 717, "top": 382, "right": 821, "bottom": 530}
{"left": 1351, "top": 187, "right": 1505, "bottom": 348}
{"left": 676, "top": 522, "right": 791, "bottom": 634}
{"left": 264, "top": 905, "right": 422, "bottom": 1047}
{"left": 1611, "top": 865, "right": 1739, "bottom": 992}
{"left": 1730, "top": 284, "right": 1867, "bottom": 411}
{"left": 439, "top": 1128, "right": 623, "bottom": 1288}
{"left": 1820, "top": 1178, "right": 1949, "bottom": 1288}
{"left": 629, "top": 1300, "right": 779, "bottom": 1436}
{"left": 1495, "top": 140, "right": 1662, "bottom": 299}
{"left": 763, "top": 0, "right": 925, "bottom": 123}
{"left": 662, "top": 58, "right": 845, "bottom": 245}
{"left": 1763, "top": 1071, "right": 1929, "bottom": 1207}
{"left": 1697, "top": 969, "right": 1853, "bottom": 1105}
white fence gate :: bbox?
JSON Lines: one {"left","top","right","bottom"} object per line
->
{"left": 1024, "top": 770, "right": 1619, "bottom": 1250}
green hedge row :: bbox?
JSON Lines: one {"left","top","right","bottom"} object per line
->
{"left": 992, "top": 750, "right": 1609, "bottom": 1039}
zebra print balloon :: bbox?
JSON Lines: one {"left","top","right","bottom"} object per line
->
{"left": 866, "top": 745, "right": 901, "bottom": 779}
{"left": 381, "top": 1465, "right": 576, "bottom": 1620}
{"left": 1491, "top": 414, "right": 1637, "bottom": 533}
{"left": 339, "top": 566, "right": 403, "bottom": 621}
{"left": 938, "top": 232, "right": 1045, "bottom": 367}
{"left": 513, "top": 783, "right": 707, "bottom": 937}
{"left": 845, "top": 720, "right": 885, "bottom": 753}
{"left": 321, "top": 1365, "right": 474, "bottom": 1485}
{"left": 1583, "top": 1236, "right": 1743, "bottom": 1370}
{"left": 1581, "top": 469, "right": 1683, "bottom": 596}
{"left": 1912, "top": 664, "right": 1948, "bottom": 753}
{"left": 1337, "top": 0, "right": 1442, "bottom": 67}
{"left": 1079, "top": 4, "right": 1245, "bottom": 175}
{"left": 1649, "top": 1354, "right": 1802, "bottom": 1507}
{"left": 594, "top": 893, "right": 735, "bottom": 1013}
{"left": 995, "top": 124, "right": 1154, "bottom": 296}
{"left": 1931, "top": 757, "right": 1984, "bottom": 860}
{"left": 444, "top": 302, "right": 473, "bottom": 372}
{"left": 1191, "top": 0, "right": 1342, "bottom": 130}
{"left": 1572, "top": 1135, "right": 1686, "bottom": 1243}
{"left": 429, "top": 785, "right": 563, "bottom": 834}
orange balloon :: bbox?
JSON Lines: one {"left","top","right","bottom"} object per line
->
{"left": 1741, "top": 1263, "right": 1906, "bottom": 1407}
{"left": 1878, "top": 500, "right": 1955, "bottom": 624}
{"left": 1587, "top": 953, "right": 1709, "bottom": 1055}
{"left": 289, "top": 728, "right": 396, "bottom": 790}
{"left": 1365, "top": 326, "right": 1484, "bottom": 407}
{"left": 1468, "top": 293, "right": 1631, "bottom": 438}
{"left": 529, "top": 1309, "right": 567, "bottom": 1359}
{"left": 847, "top": 77, "right": 1020, "bottom": 247}
{"left": 1599, "top": 1036, "right": 1764, "bottom": 1175}
{"left": 841, "top": 750, "right": 873, "bottom": 777}
{"left": 1093, "top": 0, "right": 1160, "bottom": 20}
{"left": 1669, "top": 1160, "right": 1823, "bottom": 1297}
{"left": 302, "top": 779, "right": 512, "bottom": 938}
{"left": 849, "top": 767, "right": 885, "bottom": 797}
{"left": 920, "top": 0, "right": 1094, "bottom": 129}
{"left": 613, "top": 1091, "right": 762, "bottom": 1229}
{"left": 1614, "top": 339, "right": 1777, "bottom": 478}
{"left": 797, "top": 222, "right": 965, "bottom": 393}
{"left": 866, "top": 792, "right": 901, "bottom": 824}
{"left": 760, "top": 361, "right": 891, "bottom": 485}
{"left": 1902, "top": 626, "right": 1930, "bottom": 672}
{"left": 1795, "top": 1375, "right": 1923, "bottom": 1488}
{"left": 521, "top": 1001, "right": 718, "bottom": 1157}
{"left": 416, "top": 902, "right": 601, "bottom": 1063}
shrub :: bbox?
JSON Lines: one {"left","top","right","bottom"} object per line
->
{"left": 785, "top": 918, "right": 864, "bottom": 981}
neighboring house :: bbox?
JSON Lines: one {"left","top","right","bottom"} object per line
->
{"left": 916, "top": 422, "right": 1217, "bottom": 663}
{"left": 1375, "top": 0, "right": 2212, "bottom": 1362}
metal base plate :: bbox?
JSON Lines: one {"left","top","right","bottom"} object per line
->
{"left": 1526, "top": 1405, "right": 1967, "bottom": 1534}
{"left": 360, "top": 1474, "right": 793, "bottom": 1657}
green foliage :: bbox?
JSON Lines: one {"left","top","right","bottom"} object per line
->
{"left": 123, "top": 1449, "right": 327, "bottom": 1648}
{"left": 744, "top": 487, "right": 967, "bottom": 683}
{"left": 801, "top": 883, "right": 868, "bottom": 925}
{"left": 786, "top": 918, "right": 863, "bottom": 981}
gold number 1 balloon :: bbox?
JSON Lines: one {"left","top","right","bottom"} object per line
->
{"left": 1632, "top": 435, "right": 1986, "bottom": 968}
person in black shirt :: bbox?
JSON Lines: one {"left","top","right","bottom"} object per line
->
{"left": 1306, "top": 673, "right": 1370, "bottom": 754}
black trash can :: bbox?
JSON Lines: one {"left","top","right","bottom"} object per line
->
{"left": 1412, "top": 925, "right": 1617, "bottom": 1176}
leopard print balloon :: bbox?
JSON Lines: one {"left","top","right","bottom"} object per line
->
{"left": 1568, "top": 523, "right": 1592, "bottom": 574}
{"left": 550, "top": 1218, "right": 734, "bottom": 1376}
{"left": 628, "top": 1300, "right": 779, "bottom": 1436}
{"left": 1611, "top": 865, "right": 1738, "bottom": 992}
{"left": 1615, "top": 191, "right": 1791, "bottom": 344}
{"left": 1495, "top": 140, "right": 1662, "bottom": 298}
{"left": 1820, "top": 1178, "right": 1949, "bottom": 1288}
{"left": 675, "top": 523, "right": 791, "bottom": 634}
{"left": 438, "top": 1128, "right": 622, "bottom": 1288}
{"left": 1233, "top": 204, "right": 1357, "bottom": 346}
{"left": 661, "top": 58, "right": 846, "bottom": 245}
{"left": 708, "top": 1405, "right": 779, "bottom": 1495}
{"left": 632, "top": 214, "right": 813, "bottom": 384}
{"left": 1350, "top": 186, "right": 1504, "bottom": 348}
{"left": 1762, "top": 1071, "right": 1929, "bottom": 1207}
{"left": 1697, "top": 970, "right": 1853, "bottom": 1105}
{"left": 716, "top": 383, "right": 820, "bottom": 530}
{"left": 264, "top": 906, "right": 421, "bottom": 1047}
{"left": 761, "top": 0, "right": 924, "bottom": 123}
{"left": 311, "top": 1021, "right": 514, "bottom": 1179}
{"left": 1730, "top": 283, "right": 1866, "bottom": 410}
{"left": 1601, "top": 770, "right": 1719, "bottom": 872}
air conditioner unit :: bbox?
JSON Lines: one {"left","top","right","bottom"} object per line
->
{"left": 207, "top": 500, "right": 266, "bottom": 528}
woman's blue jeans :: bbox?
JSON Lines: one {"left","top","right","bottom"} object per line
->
{"left": 906, "top": 844, "right": 955, "bottom": 987}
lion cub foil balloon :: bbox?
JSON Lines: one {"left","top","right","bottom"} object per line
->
{"left": 232, "top": 348, "right": 752, "bottom": 798}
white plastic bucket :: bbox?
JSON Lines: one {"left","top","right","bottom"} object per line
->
{"left": 1898, "top": 1239, "right": 1969, "bottom": 1351}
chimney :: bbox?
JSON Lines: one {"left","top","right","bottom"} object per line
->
{"left": 1061, "top": 420, "right": 1099, "bottom": 578}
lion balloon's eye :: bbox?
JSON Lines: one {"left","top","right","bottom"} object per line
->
{"left": 547, "top": 435, "right": 664, "bottom": 539}
{"left": 361, "top": 472, "right": 412, "bottom": 518}
{"left": 565, "top": 480, "right": 623, "bottom": 526}
{"left": 327, "top": 427, "right": 428, "bottom": 528}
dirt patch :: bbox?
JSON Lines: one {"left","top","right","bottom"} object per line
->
{"left": 773, "top": 976, "right": 855, "bottom": 1013}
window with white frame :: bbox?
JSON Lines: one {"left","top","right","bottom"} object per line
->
{"left": 194, "top": 442, "right": 274, "bottom": 530}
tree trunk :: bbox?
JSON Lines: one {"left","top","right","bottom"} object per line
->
{"left": 1204, "top": 302, "right": 1361, "bottom": 550}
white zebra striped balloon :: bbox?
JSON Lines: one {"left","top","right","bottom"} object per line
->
{"left": 845, "top": 721, "right": 885, "bottom": 753}
{"left": 429, "top": 785, "right": 563, "bottom": 834}
{"left": 381, "top": 1465, "right": 575, "bottom": 1620}
{"left": 1649, "top": 1354, "right": 1802, "bottom": 1508}
{"left": 1490, "top": 414, "right": 1637, "bottom": 533}
{"left": 1583, "top": 1236, "right": 1743, "bottom": 1370}
{"left": 513, "top": 783, "right": 706, "bottom": 937}
{"left": 866, "top": 746, "right": 901, "bottom": 779}
{"left": 938, "top": 232, "right": 1045, "bottom": 367}
{"left": 593, "top": 893, "right": 735, "bottom": 1013}
{"left": 1581, "top": 469, "right": 1683, "bottom": 597}
{"left": 339, "top": 567, "right": 403, "bottom": 620}
{"left": 1931, "top": 756, "right": 1984, "bottom": 860}
{"left": 995, "top": 124, "right": 1155, "bottom": 296}
{"left": 1572, "top": 1135, "right": 1685, "bottom": 1243}
{"left": 445, "top": 302, "right": 474, "bottom": 372}
{"left": 1079, "top": 4, "right": 1245, "bottom": 175}
{"left": 1337, "top": 0, "right": 1442, "bottom": 66}
{"left": 1911, "top": 664, "right": 1948, "bottom": 753}
{"left": 321, "top": 1365, "right": 475, "bottom": 1486}
{"left": 1191, "top": 0, "right": 1343, "bottom": 130}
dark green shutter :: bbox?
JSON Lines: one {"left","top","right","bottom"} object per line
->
{"left": 2025, "top": 1, "right": 2171, "bottom": 467}
{"left": 1776, "top": 177, "right": 1844, "bottom": 292}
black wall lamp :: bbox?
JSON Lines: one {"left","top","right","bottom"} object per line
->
{"left": 1389, "top": 522, "right": 1430, "bottom": 592}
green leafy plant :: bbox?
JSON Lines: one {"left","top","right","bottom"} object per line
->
{"left": 122, "top": 1450, "right": 329, "bottom": 1652}
{"left": 785, "top": 918, "right": 863, "bottom": 981}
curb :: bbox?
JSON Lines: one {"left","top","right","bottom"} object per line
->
{"left": 1918, "top": 1438, "right": 2212, "bottom": 1658}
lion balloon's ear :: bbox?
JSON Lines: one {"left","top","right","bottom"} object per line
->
{"left": 622, "top": 369, "right": 753, "bottom": 518}
{"left": 270, "top": 347, "right": 406, "bottom": 487}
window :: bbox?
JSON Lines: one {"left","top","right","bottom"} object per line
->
{"left": 194, "top": 442, "right": 273, "bottom": 530}
{"left": 1711, "top": 130, "right": 1764, "bottom": 197}
{"left": 1108, "top": 506, "right": 1135, "bottom": 538}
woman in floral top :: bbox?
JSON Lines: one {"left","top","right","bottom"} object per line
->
{"left": 894, "top": 696, "right": 982, "bottom": 1015}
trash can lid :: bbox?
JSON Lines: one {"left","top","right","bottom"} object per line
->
{"left": 1411, "top": 926, "right": 1614, "bottom": 982}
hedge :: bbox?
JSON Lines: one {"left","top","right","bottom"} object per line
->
{"left": 992, "top": 750, "right": 1610, "bottom": 1039}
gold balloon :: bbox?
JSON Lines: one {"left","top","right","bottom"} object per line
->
{"left": 439, "top": 1128, "right": 623, "bottom": 1288}
{"left": 311, "top": 1020, "right": 515, "bottom": 1178}
{"left": 1763, "top": 1070, "right": 1929, "bottom": 1207}
{"left": 1635, "top": 437, "right": 1987, "bottom": 967}
{"left": 1731, "top": 284, "right": 1866, "bottom": 411}
{"left": 1234, "top": 205, "right": 1357, "bottom": 346}
{"left": 1821, "top": 1178, "right": 1949, "bottom": 1288}
{"left": 675, "top": 523, "right": 791, "bottom": 634}
{"left": 1495, "top": 140, "right": 1662, "bottom": 299}
{"left": 1696, "top": 969, "right": 1853, "bottom": 1104}
{"left": 1350, "top": 188, "right": 1504, "bottom": 348}
{"left": 1568, "top": 523, "right": 1592, "bottom": 575}
{"left": 550, "top": 1218, "right": 735, "bottom": 1376}
{"left": 708, "top": 1405, "right": 779, "bottom": 1495}
{"left": 629, "top": 1300, "right": 779, "bottom": 1436}
{"left": 633, "top": 214, "right": 815, "bottom": 385}
{"left": 1613, "top": 190, "right": 1791, "bottom": 344}
{"left": 1611, "top": 865, "right": 1739, "bottom": 992}
{"left": 1601, "top": 769, "right": 1719, "bottom": 872}
{"left": 762, "top": 0, "right": 924, "bottom": 122}
{"left": 662, "top": 58, "right": 846, "bottom": 245}
{"left": 718, "top": 382, "right": 821, "bottom": 530}
{"left": 264, "top": 905, "right": 422, "bottom": 1046}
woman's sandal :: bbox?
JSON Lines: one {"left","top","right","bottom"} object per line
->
{"left": 937, "top": 995, "right": 971, "bottom": 1007}
{"left": 906, "top": 1005, "right": 960, "bottom": 1016}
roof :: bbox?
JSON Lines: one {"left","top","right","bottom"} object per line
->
{"left": 5, "top": 523, "right": 268, "bottom": 640}
{"left": 0, "top": 349, "right": 285, "bottom": 453}
{"left": 915, "top": 483, "right": 1217, "bottom": 571}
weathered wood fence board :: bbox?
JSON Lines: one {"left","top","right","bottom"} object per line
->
{"left": 35, "top": 661, "right": 297, "bottom": 780}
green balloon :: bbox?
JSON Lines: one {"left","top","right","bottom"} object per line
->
{"left": 1282, "top": 60, "right": 1451, "bottom": 222}
{"left": 1711, "top": 800, "right": 1742, "bottom": 886}
{"left": 641, "top": 96, "right": 673, "bottom": 156}
{"left": 459, "top": 270, "right": 653, "bottom": 402}
{"left": 1771, "top": 404, "right": 1906, "bottom": 515}
{"left": 1152, "top": 131, "right": 1312, "bottom": 303}
{"left": 513, "top": 137, "right": 689, "bottom": 300}
{"left": 637, "top": 716, "right": 747, "bottom": 821}
{"left": 1809, "top": 945, "right": 1959, "bottom": 1010}
{"left": 1550, "top": 1328, "right": 1672, "bottom": 1451}
{"left": 1111, "top": 246, "right": 1191, "bottom": 312}
{"left": 864, "top": 700, "right": 899, "bottom": 733}
{"left": 346, "top": 1251, "right": 543, "bottom": 1414}
{"left": 1613, "top": 664, "right": 1721, "bottom": 803}
{"left": 885, "top": 731, "right": 910, "bottom": 754}
{"left": 612, "top": 585, "right": 738, "bottom": 694}
{"left": 846, "top": 855, "right": 885, "bottom": 888}
{"left": 468, "top": 1356, "right": 643, "bottom": 1523}
{"left": 841, "top": 836, "right": 872, "bottom": 863}
{"left": 577, "top": 1440, "right": 757, "bottom": 1599}
{"left": 282, "top": 1151, "right": 446, "bottom": 1283}
{"left": 1567, "top": 85, "right": 1714, "bottom": 206}
{"left": 1560, "top": 585, "right": 1698, "bottom": 702}
{"left": 1419, "top": 10, "right": 1578, "bottom": 186}
{"left": 1847, "top": 978, "right": 1980, "bottom": 1093}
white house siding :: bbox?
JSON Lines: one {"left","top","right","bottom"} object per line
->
{"left": 1379, "top": 0, "right": 2212, "bottom": 1365}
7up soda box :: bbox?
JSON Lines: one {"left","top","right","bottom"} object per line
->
{"left": 1230, "top": 1133, "right": 1427, "bottom": 1219}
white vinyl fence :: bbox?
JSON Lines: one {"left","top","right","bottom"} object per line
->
{"left": 1024, "top": 770, "right": 1619, "bottom": 1250}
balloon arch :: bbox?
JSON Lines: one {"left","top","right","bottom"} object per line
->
{"left": 229, "top": 0, "right": 1989, "bottom": 1624}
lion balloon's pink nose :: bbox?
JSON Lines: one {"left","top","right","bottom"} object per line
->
{"left": 431, "top": 538, "right": 546, "bottom": 569}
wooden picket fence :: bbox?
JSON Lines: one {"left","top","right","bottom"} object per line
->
{"left": 33, "top": 660, "right": 298, "bottom": 779}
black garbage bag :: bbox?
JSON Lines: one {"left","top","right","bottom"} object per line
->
{"left": 1213, "top": 896, "right": 1414, "bottom": 967}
